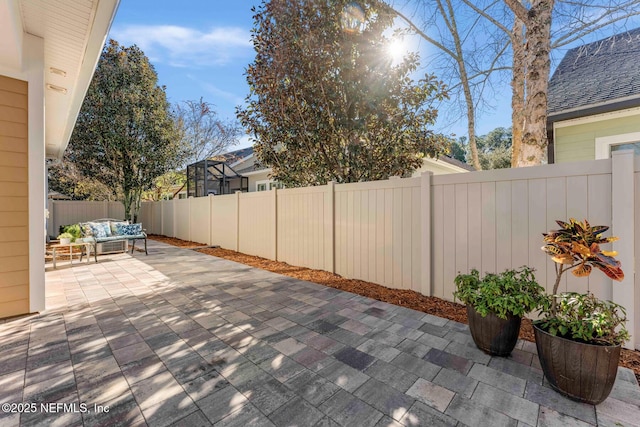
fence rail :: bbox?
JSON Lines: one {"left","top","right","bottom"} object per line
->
{"left": 47, "top": 152, "right": 640, "bottom": 349}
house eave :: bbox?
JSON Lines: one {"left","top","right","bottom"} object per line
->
{"left": 547, "top": 94, "right": 640, "bottom": 126}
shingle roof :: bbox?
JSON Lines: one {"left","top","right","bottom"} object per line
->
{"left": 212, "top": 146, "right": 254, "bottom": 164}
{"left": 548, "top": 27, "right": 640, "bottom": 115}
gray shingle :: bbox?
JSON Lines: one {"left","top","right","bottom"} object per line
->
{"left": 549, "top": 27, "right": 640, "bottom": 114}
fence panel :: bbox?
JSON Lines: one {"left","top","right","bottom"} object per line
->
{"left": 277, "top": 185, "right": 328, "bottom": 270}
{"left": 211, "top": 194, "right": 237, "bottom": 250}
{"left": 161, "top": 200, "right": 174, "bottom": 237}
{"left": 174, "top": 199, "right": 190, "bottom": 241}
{"left": 334, "top": 178, "right": 421, "bottom": 290}
{"left": 107, "top": 202, "right": 125, "bottom": 220}
{"left": 431, "top": 159, "right": 613, "bottom": 302}
{"left": 239, "top": 191, "right": 275, "bottom": 259}
{"left": 49, "top": 201, "right": 115, "bottom": 236}
{"left": 190, "top": 196, "right": 211, "bottom": 245}
{"left": 138, "top": 202, "right": 153, "bottom": 233}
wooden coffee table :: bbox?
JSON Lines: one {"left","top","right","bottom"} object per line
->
{"left": 51, "top": 241, "right": 96, "bottom": 268}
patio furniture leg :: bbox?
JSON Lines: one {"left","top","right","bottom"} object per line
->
{"left": 130, "top": 239, "right": 136, "bottom": 254}
{"left": 144, "top": 237, "right": 147, "bottom": 255}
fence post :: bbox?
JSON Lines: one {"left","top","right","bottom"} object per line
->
{"left": 46, "top": 199, "right": 54, "bottom": 238}
{"left": 173, "top": 199, "right": 177, "bottom": 238}
{"left": 272, "top": 187, "right": 278, "bottom": 261}
{"left": 188, "top": 196, "right": 193, "bottom": 243}
{"left": 235, "top": 191, "right": 241, "bottom": 252}
{"left": 611, "top": 149, "right": 635, "bottom": 349}
{"left": 160, "top": 201, "right": 165, "bottom": 236}
{"left": 208, "top": 194, "right": 214, "bottom": 246}
{"left": 326, "top": 181, "right": 336, "bottom": 274}
{"left": 421, "top": 172, "right": 433, "bottom": 296}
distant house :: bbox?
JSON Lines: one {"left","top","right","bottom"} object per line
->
{"left": 548, "top": 27, "right": 640, "bottom": 163}
{"left": 219, "top": 147, "right": 472, "bottom": 192}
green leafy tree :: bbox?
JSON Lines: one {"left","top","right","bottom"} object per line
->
{"left": 476, "top": 126, "right": 511, "bottom": 170}
{"left": 63, "top": 39, "right": 182, "bottom": 221}
{"left": 449, "top": 136, "right": 468, "bottom": 163}
{"left": 448, "top": 127, "right": 511, "bottom": 170}
{"left": 48, "top": 161, "right": 116, "bottom": 201}
{"left": 237, "top": 0, "right": 450, "bottom": 187}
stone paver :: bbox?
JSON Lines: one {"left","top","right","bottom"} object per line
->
{"left": 0, "top": 239, "right": 637, "bottom": 426}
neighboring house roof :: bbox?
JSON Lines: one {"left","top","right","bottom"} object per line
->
{"left": 436, "top": 155, "right": 475, "bottom": 171}
{"left": 212, "top": 146, "right": 255, "bottom": 164}
{"left": 548, "top": 27, "right": 640, "bottom": 121}
{"left": 219, "top": 146, "right": 473, "bottom": 175}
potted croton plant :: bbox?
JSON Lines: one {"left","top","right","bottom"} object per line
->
{"left": 536, "top": 218, "right": 628, "bottom": 405}
{"left": 454, "top": 267, "right": 546, "bottom": 356}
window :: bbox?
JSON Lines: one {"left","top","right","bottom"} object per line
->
{"left": 595, "top": 132, "right": 640, "bottom": 159}
{"left": 269, "top": 182, "right": 284, "bottom": 190}
{"left": 256, "top": 180, "right": 284, "bottom": 192}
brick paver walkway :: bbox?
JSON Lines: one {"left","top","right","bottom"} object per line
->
{"left": 1, "top": 240, "right": 639, "bottom": 426}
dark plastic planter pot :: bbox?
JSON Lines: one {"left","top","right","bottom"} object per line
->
{"left": 533, "top": 323, "right": 620, "bottom": 405}
{"left": 466, "top": 305, "right": 521, "bottom": 356}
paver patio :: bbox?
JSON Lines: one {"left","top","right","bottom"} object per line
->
{"left": 1, "top": 240, "right": 639, "bottom": 426}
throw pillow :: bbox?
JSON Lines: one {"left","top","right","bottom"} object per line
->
{"left": 116, "top": 223, "right": 142, "bottom": 236}
{"left": 110, "top": 221, "right": 128, "bottom": 235}
{"left": 88, "top": 222, "right": 110, "bottom": 238}
{"left": 79, "top": 222, "right": 93, "bottom": 237}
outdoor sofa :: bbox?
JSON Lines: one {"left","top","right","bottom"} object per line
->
{"left": 79, "top": 218, "right": 148, "bottom": 255}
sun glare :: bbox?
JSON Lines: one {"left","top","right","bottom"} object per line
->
{"left": 386, "top": 38, "right": 407, "bottom": 64}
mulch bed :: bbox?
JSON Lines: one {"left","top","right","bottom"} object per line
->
{"left": 148, "top": 234, "right": 640, "bottom": 383}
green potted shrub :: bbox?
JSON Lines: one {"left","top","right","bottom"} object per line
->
{"left": 57, "top": 232, "right": 75, "bottom": 245}
{"left": 536, "top": 218, "right": 628, "bottom": 405}
{"left": 454, "top": 267, "right": 547, "bottom": 356}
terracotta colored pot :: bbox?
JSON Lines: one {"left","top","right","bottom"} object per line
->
{"left": 534, "top": 323, "right": 620, "bottom": 405}
{"left": 466, "top": 305, "right": 521, "bottom": 356}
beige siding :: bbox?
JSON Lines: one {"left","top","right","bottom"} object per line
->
{"left": 0, "top": 75, "right": 29, "bottom": 318}
{"left": 555, "top": 113, "right": 640, "bottom": 163}
{"left": 247, "top": 170, "right": 271, "bottom": 192}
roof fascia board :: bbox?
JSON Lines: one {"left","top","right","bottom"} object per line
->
{"left": 548, "top": 96, "right": 640, "bottom": 126}
{"left": 551, "top": 105, "right": 640, "bottom": 129}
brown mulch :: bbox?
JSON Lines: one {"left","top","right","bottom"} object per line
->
{"left": 148, "top": 234, "right": 640, "bottom": 383}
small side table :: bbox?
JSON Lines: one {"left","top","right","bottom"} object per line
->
{"left": 51, "top": 241, "right": 96, "bottom": 268}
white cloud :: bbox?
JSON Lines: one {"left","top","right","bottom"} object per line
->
{"left": 110, "top": 24, "right": 253, "bottom": 67}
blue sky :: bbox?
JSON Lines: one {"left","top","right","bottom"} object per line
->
{"left": 109, "top": 2, "right": 638, "bottom": 150}
{"left": 109, "top": 0, "right": 516, "bottom": 149}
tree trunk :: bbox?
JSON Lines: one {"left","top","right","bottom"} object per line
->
{"left": 506, "top": 0, "right": 554, "bottom": 167}
{"left": 444, "top": 0, "right": 481, "bottom": 171}
{"left": 510, "top": 17, "right": 525, "bottom": 168}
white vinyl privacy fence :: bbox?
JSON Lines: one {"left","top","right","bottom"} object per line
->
{"left": 48, "top": 151, "right": 640, "bottom": 349}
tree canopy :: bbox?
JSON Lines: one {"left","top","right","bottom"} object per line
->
{"left": 175, "top": 98, "right": 242, "bottom": 169}
{"left": 451, "top": 127, "right": 512, "bottom": 170}
{"left": 237, "top": 0, "right": 450, "bottom": 187}
{"left": 59, "top": 39, "right": 182, "bottom": 221}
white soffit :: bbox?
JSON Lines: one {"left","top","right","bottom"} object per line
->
{"left": 19, "top": 0, "right": 119, "bottom": 159}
